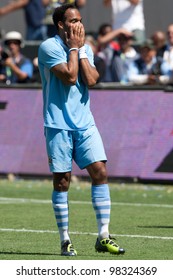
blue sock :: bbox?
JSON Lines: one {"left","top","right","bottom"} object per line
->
{"left": 91, "top": 184, "right": 111, "bottom": 239}
{"left": 52, "top": 190, "right": 70, "bottom": 243}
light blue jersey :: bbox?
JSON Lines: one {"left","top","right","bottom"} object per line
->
{"left": 38, "top": 35, "right": 95, "bottom": 130}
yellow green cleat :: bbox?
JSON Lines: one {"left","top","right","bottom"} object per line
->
{"left": 95, "top": 236, "right": 125, "bottom": 254}
{"left": 61, "top": 240, "right": 77, "bottom": 256}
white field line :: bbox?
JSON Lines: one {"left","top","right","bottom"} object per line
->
{"left": 0, "top": 228, "right": 173, "bottom": 240}
{"left": 0, "top": 197, "right": 173, "bottom": 241}
{"left": 0, "top": 196, "right": 173, "bottom": 208}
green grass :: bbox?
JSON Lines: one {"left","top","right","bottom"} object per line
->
{"left": 0, "top": 178, "right": 173, "bottom": 260}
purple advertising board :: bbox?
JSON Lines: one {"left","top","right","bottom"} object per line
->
{"left": 1, "top": 87, "right": 173, "bottom": 180}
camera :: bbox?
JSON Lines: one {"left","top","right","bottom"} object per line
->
{"left": 0, "top": 48, "right": 10, "bottom": 63}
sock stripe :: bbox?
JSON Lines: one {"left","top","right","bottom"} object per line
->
{"left": 55, "top": 212, "right": 68, "bottom": 219}
{"left": 53, "top": 203, "right": 68, "bottom": 209}
{"left": 57, "top": 222, "right": 68, "bottom": 228}
{"left": 93, "top": 204, "right": 110, "bottom": 210}
{"left": 96, "top": 213, "right": 110, "bottom": 219}
{"left": 95, "top": 209, "right": 110, "bottom": 215}
{"left": 56, "top": 218, "right": 68, "bottom": 224}
{"left": 53, "top": 208, "right": 68, "bottom": 214}
{"left": 55, "top": 214, "right": 68, "bottom": 220}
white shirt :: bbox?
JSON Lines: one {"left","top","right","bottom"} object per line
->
{"left": 163, "top": 45, "right": 173, "bottom": 70}
{"left": 111, "top": 0, "right": 145, "bottom": 32}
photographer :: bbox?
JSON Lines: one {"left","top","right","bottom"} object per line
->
{"left": 0, "top": 31, "right": 33, "bottom": 84}
{"left": 0, "top": 43, "right": 7, "bottom": 83}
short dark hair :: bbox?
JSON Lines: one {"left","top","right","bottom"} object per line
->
{"left": 52, "top": 4, "right": 78, "bottom": 31}
{"left": 98, "top": 23, "right": 112, "bottom": 36}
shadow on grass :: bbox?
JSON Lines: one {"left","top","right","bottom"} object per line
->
{"left": 0, "top": 251, "right": 59, "bottom": 256}
{"left": 137, "top": 225, "right": 173, "bottom": 229}
{"left": 0, "top": 250, "right": 101, "bottom": 259}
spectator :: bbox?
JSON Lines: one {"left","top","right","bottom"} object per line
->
{"left": 151, "top": 30, "right": 167, "bottom": 58}
{"left": 31, "top": 56, "right": 41, "bottom": 83}
{"left": 154, "top": 24, "right": 173, "bottom": 85}
{"left": 162, "top": 24, "right": 173, "bottom": 73}
{"left": 0, "top": 31, "right": 33, "bottom": 84}
{"left": 0, "top": 29, "right": 7, "bottom": 82}
{"left": 97, "top": 23, "right": 133, "bottom": 50}
{"left": 103, "top": 0, "right": 146, "bottom": 45}
{"left": 0, "top": 43, "right": 7, "bottom": 83}
{"left": 128, "top": 39, "right": 171, "bottom": 85}
{"left": 85, "top": 35, "right": 106, "bottom": 83}
{"left": 97, "top": 23, "right": 120, "bottom": 52}
{"left": 96, "top": 23, "right": 133, "bottom": 82}
{"left": 111, "top": 32, "right": 139, "bottom": 83}
{"left": 0, "top": 0, "right": 49, "bottom": 41}
{"left": 44, "top": 0, "right": 87, "bottom": 37}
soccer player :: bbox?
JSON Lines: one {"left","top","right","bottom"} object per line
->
{"left": 38, "top": 3, "right": 125, "bottom": 256}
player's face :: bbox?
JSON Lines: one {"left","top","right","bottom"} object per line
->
{"left": 62, "top": 8, "right": 83, "bottom": 35}
{"left": 167, "top": 25, "right": 173, "bottom": 45}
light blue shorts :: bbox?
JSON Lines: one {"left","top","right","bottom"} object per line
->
{"left": 44, "top": 125, "right": 107, "bottom": 172}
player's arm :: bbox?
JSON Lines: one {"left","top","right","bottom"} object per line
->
{"left": 75, "top": 23, "right": 99, "bottom": 86}
{"left": 0, "top": 0, "right": 29, "bottom": 16}
{"left": 51, "top": 50, "right": 79, "bottom": 85}
{"left": 79, "top": 54, "right": 99, "bottom": 87}
{"left": 78, "top": 25, "right": 99, "bottom": 86}
{"left": 51, "top": 23, "right": 83, "bottom": 85}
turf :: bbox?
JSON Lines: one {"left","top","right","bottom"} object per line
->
{"left": 0, "top": 178, "right": 173, "bottom": 260}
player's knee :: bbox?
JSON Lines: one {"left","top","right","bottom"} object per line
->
{"left": 53, "top": 173, "right": 70, "bottom": 191}
{"left": 53, "top": 180, "right": 70, "bottom": 191}
{"left": 92, "top": 165, "right": 108, "bottom": 185}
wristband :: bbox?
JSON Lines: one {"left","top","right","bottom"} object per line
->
{"left": 69, "top": 47, "right": 79, "bottom": 52}
{"left": 79, "top": 45, "right": 88, "bottom": 59}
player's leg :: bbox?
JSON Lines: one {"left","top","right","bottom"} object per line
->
{"left": 45, "top": 127, "right": 77, "bottom": 256}
{"left": 74, "top": 125, "right": 125, "bottom": 254}
{"left": 86, "top": 161, "right": 110, "bottom": 240}
{"left": 87, "top": 162, "right": 125, "bottom": 254}
{"left": 52, "top": 172, "right": 77, "bottom": 256}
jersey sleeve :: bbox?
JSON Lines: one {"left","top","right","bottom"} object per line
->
{"left": 38, "top": 39, "right": 66, "bottom": 70}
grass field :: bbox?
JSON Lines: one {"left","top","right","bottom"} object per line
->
{"left": 0, "top": 177, "right": 173, "bottom": 260}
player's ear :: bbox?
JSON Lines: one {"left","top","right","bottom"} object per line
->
{"left": 58, "top": 21, "right": 64, "bottom": 31}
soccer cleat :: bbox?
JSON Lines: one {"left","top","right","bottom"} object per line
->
{"left": 61, "top": 240, "right": 77, "bottom": 256}
{"left": 95, "top": 236, "right": 125, "bottom": 254}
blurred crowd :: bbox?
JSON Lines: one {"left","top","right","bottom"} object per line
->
{"left": 0, "top": 0, "right": 173, "bottom": 86}
{"left": 89, "top": 23, "right": 173, "bottom": 86}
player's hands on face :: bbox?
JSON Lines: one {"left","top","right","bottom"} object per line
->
{"left": 65, "top": 22, "right": 85, "bottom": 49}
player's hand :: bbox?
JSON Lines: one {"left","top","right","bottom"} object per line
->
{"left": 65, "top": 22, "right": 85, "bottom": 49}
